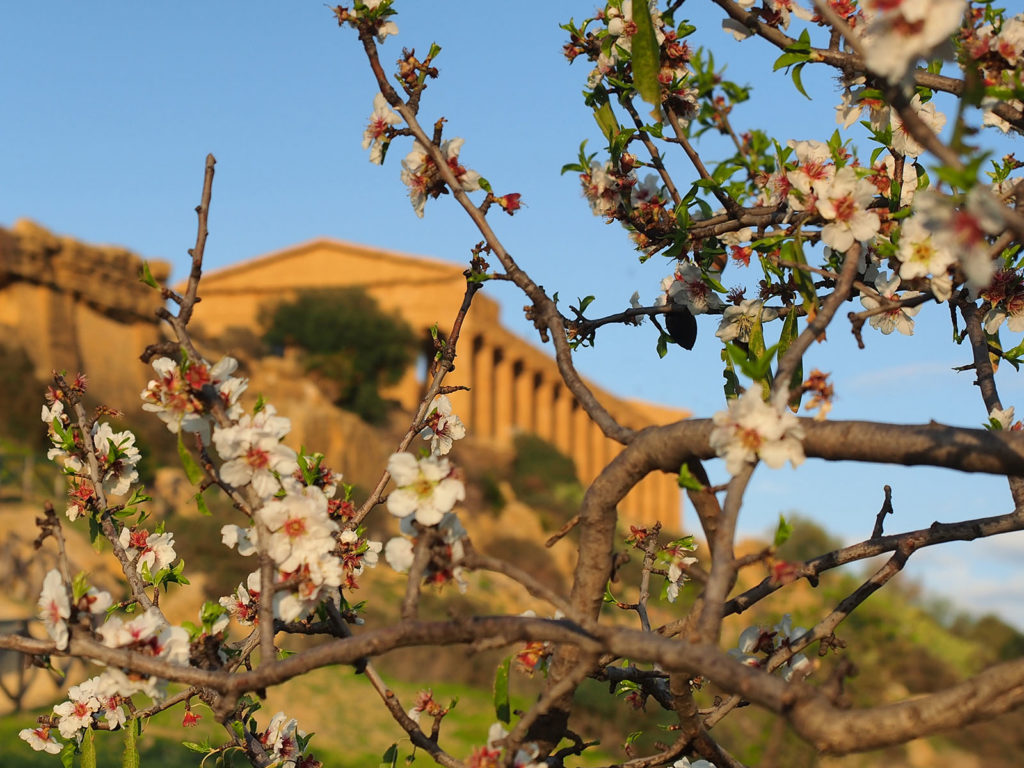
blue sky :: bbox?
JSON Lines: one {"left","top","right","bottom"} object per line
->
{"left": 4, "top": 2, "right": 1024, "bottom": 627}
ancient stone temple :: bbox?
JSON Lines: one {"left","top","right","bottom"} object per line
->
{"left": 191, "top": 238, "right": 691, "bottom": 527}
{"left": 0, "top": 220, "right": 170, "bottom": 411}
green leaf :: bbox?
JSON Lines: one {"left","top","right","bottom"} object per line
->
{"left": 774, "top": 514, "right": 794, "bottom": 548}
{"left": 630, "top": 0, "right": 662, "bottom": 112}
{"left": 790, "top": 63, "right": 811, "bottom": 100}
{"left": 381, "top": 745, "right": 399, "bottom": 768}
{"left": 139, "top": 261, "right": 160, "bottom": 289}
{"left": 81, "top": 729, "right": 97, "bottom": 768}
{"left": 478, "top": 177, "right": 492, "bottom": 194}
{"left": 60, "top": 741, "right": 76, "bottom": 768}
{"left": 578, "top": 295, "right": 596, "bottom": 313}
{"left": 195, "top": 490, "right": 211, "bottom": 517}
{"left": 182, "top": 741, "right": 212, "bottom": 754}
{"left": 677, "top": 463, "right": 706, "bottom": 491}
{"left": 121, "top": 717, "right": 141, "bottom": 768}
{"left": 493, "top": 655, "right": 512, "bottom": 724}
{"left": 656, "top": 331, "right": 669, "bottom": 359}
{"left": 177, "top": 432, "right": 203, "bottom": 485}
{"left": 777, "top": 309, "right": 803, "bottom": 410}
{"left": 593, "top": 100, "right": 620, "bottom": 141}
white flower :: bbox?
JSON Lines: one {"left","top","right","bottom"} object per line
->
{"left": 53, "top": 695, "right": 100, "bottom": 738}
{"left": 19, "top": 726, "right": 62, "bottom": 754}
{"left": 221, "top": 524, "right": 257, "bottom": 556}
{"left": 258, "top": 485, "right": 337, "bottom": 573}
{"left": 786, "top": 139, "right": 834, "bottom": 211}
{"left": 91, "top": 422, "right": 142, "bottom": 496}
{"left": 673, "top": 758, "right": 717, "bottom": 768}
{"left": 871, "top": 95, "right": 946, "bottom": 157}
{"left": 989, "top": 406, "right": 1016, "bottom": 430}
{"left": 715, "top": 299, "right": 778, "bottom": 344}
{"left": 119, "top": 527, "right": 177, "bottom": 575}
{"left": 859, "top": 273, "right": 922, "bottom": 335}
{"left": 141, "top": 356, "right": 247, "bottom": 438}
{"left": 860, "top": 0, "right": 966, "bottom": 82}
{"left": 213, "top": 416, "right": 298, "bottom": 500}
{"left": 420, "top": 395, "right": 467, "bottom": 455}
{"left": 363, "top": 92, "right": 401, "bottom": 164}
{"left": 895, "top": 214, "right": 956, "bottom": 287}
{"left": 709, "top": 390, "right": 806, "bottom": 476}
{"left": 386, "top": 452, "right": 466, "bottom": 526}
{"left": 400, "top": 138, "right": 480, "bottom": 218}
{"left": 38, "top": 569, "right": 70, "bottom": 650}
{"left": 664, "top": 261, "right": 726, "bottom": 315}
{"left": 813, "top": 166, "right": 881, "bottom": 252}
{"left": 385, "top": 536, "right": 415, "bottom": 573}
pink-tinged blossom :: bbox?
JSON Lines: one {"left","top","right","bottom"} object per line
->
{"left": 363, "top": 92, "right": 401, "bottom": 164}
{"left": 258, "top": 484, "right": 337, "bottom": 573}
{"left": 859, "top": 273, "right": 922, "bottom": 335}
{"left": 860, "top": 0, "right": 966, "bottom": 82}
{"left": 91, "top": 422, "right": 141, "bottom": 496}
{"left": 813, "top": 166, "right": 881, "bottom": 252}
{"left": 915, "top": 189, "right": 1004, "bottom": 292}
{"left": 895, "top": 215, "right": 956, "bottom": 294}
{"left": 220, "top": 571, "right": 262, "bottom": 626}
{"left": 604, "top": 1, "right": 666, "bottom": 63}
{"left": 662, "top": 261, "right": 726, "bottom": 315}
{"left": 38, "top": 569, "right": 70, "bottom": 650}
{"left": 119, "top": 527, "right": 177, "bottom": 576}
{"left": 141, "top": 356, "right": 247, "bottom": 438}
{"left": 709, "top": 390, "right": 806, "bottom": 476}
{"left": 19, "top": 726, "right": 62, "bottom": 754}
{"left": 870, "top": 95, "right": 946, "bottom": 158}
{"left": 53, "top": 695, "right": 100, "bottom": 739}
{"left": 871, "top": 155, "right": 918, "bottom": 208}
{"left": 421, "top": 394, "right": 467, "bottom": 456}
{"left": 213, "top": 408, "right": 298, "bottom": 499}
{"left": 400, "top": 138, "right": 481, "bottom": 218}
{"left": 580, "top": 160, "right": 625, "bottom": 218}
{"left": 386, "top": 452, "right": 466, "bottom": 526}
{"left": 715, "top": 299, "right": 778, "bottom": 344}
{"left": 786, "top": 139, "right": 834, "bottom": 212}
{"left": 260, "top": 712, "right": 311, "bottom": 768}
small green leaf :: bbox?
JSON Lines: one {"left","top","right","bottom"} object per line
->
{"left": 656, "top": 331, "right": 669, "bottom": 359}
{"left": 493, "top": 655, "right": 512, "bottom": 724}
{"left": 578, "top": 295, "right": 596, "bottom": 313}
{"left": 121, "top": 717, "right": 141, "bottom": 768}
{"left": 139, "top": 261, "right": 160, "bottom": 289}
{"left": 381, "top": 744, "right": 399, "bottom": 768}
{"left": 195, "top": 491, "right": 211, "bottom": 517}
{"left": 593, "top": 100, "right": 620, "bottom": 141}
{"left": 81, "top": 729, "right": 97, "bottom": 768}
{"left": 774, "top": 514, "right": 794, "bottom": 548}
{"left": 60, "top": 741, "right": 75, "bottom": 768}
{"left": 177, "top": 432, "right": 203, "bottom": 485}
{"left": 677, "top": 463, "right": 706, "bottom": 491}
{"left": 791, "top": 62, "right": 811, "bottom": 100}
{"left": 181, "top": 742, "right": 212, "bottom": 754}
{"left": 478, "top": 177, "right": 492, "bottom": 194}
{"left": 630, "top": 0, "right": 662, "bottom": 111}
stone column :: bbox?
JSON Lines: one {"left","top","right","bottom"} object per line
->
{"left": 492, "top": 348, "right": 513, "bottom": 447}
{"left": 574, "top": 402, "right": 595, "bottom": 484}
{"left": 512, "top": 361, "right": 533, "bottom": 434}
{"left": 472, "top": 335, "right": 494, "bottom": 440}
{"left": 552, "top": 385, "right": 572, "bottom": 456}
{"left": 533, "top": 374, "right": 554, "bottom": 442}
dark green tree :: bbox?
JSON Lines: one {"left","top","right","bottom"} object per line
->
{"left": 262, "top": 288, "right": 418, "bottom": 424}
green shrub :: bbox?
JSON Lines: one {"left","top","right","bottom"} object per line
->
{"left": 510, "top": 433, "right": 583, "bottom": 521}
{"left": 262, "top": 288, "right": 418, "bottom": 424}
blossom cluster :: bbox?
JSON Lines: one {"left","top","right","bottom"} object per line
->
{"left": 729, "top": 614, "right": 812, "bottom": 682}
{"left": 709, "top": 389, "right": 806, "bottom": 476}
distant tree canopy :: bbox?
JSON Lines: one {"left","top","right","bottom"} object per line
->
{"left": 262, "top": 288, "right": 418, "bottom": 424}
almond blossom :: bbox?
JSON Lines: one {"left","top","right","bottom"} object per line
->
{"left": 870, "top": 94, "right": 946, "bottom": 158}
{"left": 709, "top": 390, "right": 806, "bottom": 476}
{"left": 119, "top": 526, "right": 178, "bottom": 575}
{"left": 213, "top": 406, "right": 298, "bottom": 499}
{"left": 914, "top": 189, "right": 1004, "bottom": 292}
{"left": 813, "top": 166, "right": 880, "bottom": 252}
{"left": 715, "top": 299, "right": 778, "bottom": 344}
{"left": 420, "top": 394, "right": 467, "bottom": 455}
{"left": 400, "top": 138, "right": 481, "bottom": 218}
{"left": 141, "top": 355, "right": 247, "bottom": 438}
{"left": 859, "top": 273, "right": 922, "bottom": 335}
{"left": 661, "top": 260, "right": 726, "bottom": 315}
{"left": 38, "top": 569, "right": 70, "bottom": 650}
{"left": 894, "top": 215, "right": 956, "bottom": 293}
{"left": 19, "top": 726, "right": 62, "bottom": 754}
{"left": 860, "top": 0, "right": 966, "bottom": 82}
{"left": 363, "top": 92, "right": 401, "bottom": 164}
{"left": 386, "top": 452, "right": 465, "bottom": 526}
{"left": 786, "top": 139, "right": 834, "bottom": 212}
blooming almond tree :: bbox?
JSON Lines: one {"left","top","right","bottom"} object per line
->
{"left": 7, "top": 1, "right": 1024, "bottom": 767}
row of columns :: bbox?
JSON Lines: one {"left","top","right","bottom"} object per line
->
{"left": 453, "top": 334, "right": 682, "bottom": 529}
